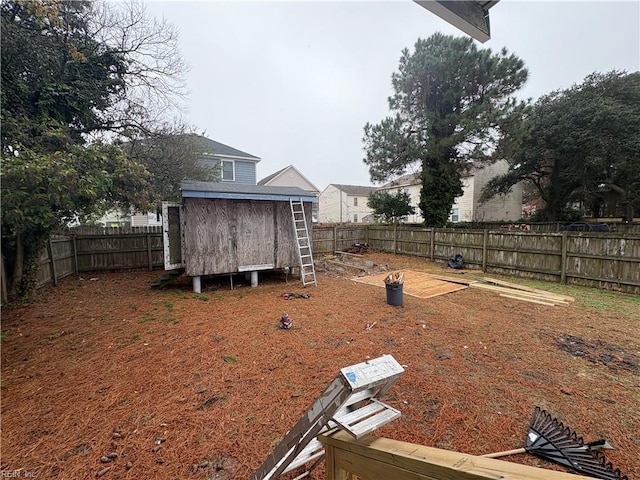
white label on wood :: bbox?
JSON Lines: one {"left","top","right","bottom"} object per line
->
{"left": 238, "top": 263, "right": 274, "bottom": 272}
{"left": 340, "top": 355, "right": 404, "bottom": 391}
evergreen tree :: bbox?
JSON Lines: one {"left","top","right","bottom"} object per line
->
{"left": 363, "top": 33, "right": 528, "bottom": 226}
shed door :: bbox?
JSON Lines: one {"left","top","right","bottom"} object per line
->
{"left": 162, "top": 202, "right": 185, "bottom": 270}
{"left": 236, "top": 202, "right": 275, "bottom": 270}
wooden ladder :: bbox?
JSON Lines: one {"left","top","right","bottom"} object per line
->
{"left": 251, "top": 355, "right": 404, "bottom": 480}
{"left": 290, "top": 199, "right": 317, "bottom": 287}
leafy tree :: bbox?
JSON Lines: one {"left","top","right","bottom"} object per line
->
{"left": 482, "top": 71, "right": 640, "bottom": 221}
{"left": 1, "top": 0, "right": 184, "bottom": 299}
{"left": 1, "top": 144, "right": 154, "bottom": 297}
{"left": 367, "top": 190, "right": 416, "bottom": 224}
{"left": 121, "top": 131, "right": 220, "bottom": 204}
{"left": 363, "top": 33, "right": 528, "bottom": 227}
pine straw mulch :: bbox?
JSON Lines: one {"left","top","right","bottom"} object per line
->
{"left": 1, "top": 252, "right": 638, "bottom": 479}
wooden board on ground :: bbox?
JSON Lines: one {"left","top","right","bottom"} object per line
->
{"left": 482, "top": 277, "right": 575, "bottom": 302}
{"left": 352, "top": 270, "right": 467, "bottom": 299}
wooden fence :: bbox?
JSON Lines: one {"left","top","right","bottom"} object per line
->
{"left": 32, "top": 225, "right": 639, "bottom": 295}
{"left": 36, "top": 227, "right": 163, "bottom": 289}
{"left": 314, "top": 225, "right": 639, "bottom": 294}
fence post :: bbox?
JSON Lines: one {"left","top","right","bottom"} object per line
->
{"left": 560, "top": 231, "right": 568, "bottom": 284}
{"left": 430, "top": 228, "right": 435, "bottom": 261}
{"left": 72, "top": 236, "right": 79, "bottom": 276}
{"left": 146, "top": 233, "right": 153, "bottom": 271}
{"left": 482, "top": 229, "right": 488, "bottom": 272}
{"left": 393, "top": 223, "right": 398, "bottom": 254}
{"left": 333, "top": 225, "right": 337, "bottom": 253}
{"left": 48, "top": 238, "right": 58, "bottom": 286}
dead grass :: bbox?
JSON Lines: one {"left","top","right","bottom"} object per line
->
{"left": 1, "top": 252, "right": 638, "bottom": 479}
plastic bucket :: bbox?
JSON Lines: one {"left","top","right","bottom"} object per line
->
{"left": 385, "top": 283, "right": 403, "bottom": 306}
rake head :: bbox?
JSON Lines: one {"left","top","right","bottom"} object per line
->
{"left": 525, "top": 406, "right": 627, "bottom": 480}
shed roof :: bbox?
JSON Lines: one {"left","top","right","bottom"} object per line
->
{"left": 181, "top": 181, "right": 317, "bottom": 202}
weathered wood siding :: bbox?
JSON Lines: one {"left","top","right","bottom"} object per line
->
{"left": 183, "top": 198, "right": 307, "bottom": 276}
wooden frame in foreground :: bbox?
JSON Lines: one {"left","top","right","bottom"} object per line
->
{"left": 319, "top": 430, "right": 593, "bottom": 480}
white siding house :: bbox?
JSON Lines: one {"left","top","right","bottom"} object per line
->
{"left": 378, "top": 160, "right": 523, "bottom": 223}
{"left": 318, "top": 184, "right": 377, "bottom": 223}
{"left": 258, "top": 165, "right": 320, "bottom": 221}
{"left": 376, "top": 173, "right": 424, "bottom": 223}
{"left": 452, "top": 160, "right": 523, "bottom": 223}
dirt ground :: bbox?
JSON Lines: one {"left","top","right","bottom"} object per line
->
{"left": 1, "top": 252, "right": 638, "bottom": 480}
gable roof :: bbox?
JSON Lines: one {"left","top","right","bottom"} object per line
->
{"left": 258, "top": 166, "right": 288, "bottom": 186}
{"left": 329, "top": 184, "right": 376, "bottom": 196}
{"left": 191, "top": 135, "right": 260, "bottom": 161}
{"left": 379, "top": 173, "right": 421, "bottom": 189}
{"left": 258, "top": 165, "right": 320, "bottom": 192}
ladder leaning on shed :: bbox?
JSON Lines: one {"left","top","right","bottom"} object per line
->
{"left": 290, "top": 199, "right": 317, "bottom": 286}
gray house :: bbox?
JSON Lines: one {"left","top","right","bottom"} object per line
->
{"left": 193, "top": 136, "right": 261, "bottom": 184}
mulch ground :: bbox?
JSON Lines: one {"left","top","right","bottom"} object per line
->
{"left": 1, "top": 252, "right": 638, "bottom": 479}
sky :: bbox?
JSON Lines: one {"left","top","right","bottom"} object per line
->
{"left": 143, "top": 0, "right": 640, "bottom": 192}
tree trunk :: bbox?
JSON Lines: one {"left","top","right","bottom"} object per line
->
{"left": 1, "top": 253, "right": 8, "bottom": 304}
{"left": 10, "top": 232, "right": 24, "bottom": 298}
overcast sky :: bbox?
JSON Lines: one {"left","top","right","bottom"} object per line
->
{"left": 144, "top": 0, "right": 639, "bottom": 191}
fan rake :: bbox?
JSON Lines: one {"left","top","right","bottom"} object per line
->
{"left": 482, "top": 406, "right": 627, "bottom": 480}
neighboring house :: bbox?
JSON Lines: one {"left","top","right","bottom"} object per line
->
{"left": 455, "top": 160, "right": 523, "bottom": 223}
{"left": 97, "top": 136, "right": 261, "bottom": 227}
{"left": 318, "top": 184, "right": 377, "bottom": 223}
{"left": 258, "top": 165, "right": 320, "bottom": 221}
{"left": 377, "top": 172, "right": 423, "bottom": 223}
{"left": 379, "top": 161, "right": 523, "bottom": 223}
{"left": 194, "top": 136, "right": 261, "bottom": 185}
{"left": 319, "top": 160, "right": 522, "bottom": 225}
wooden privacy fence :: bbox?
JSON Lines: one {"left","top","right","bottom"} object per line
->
{"left": 313, "top": 225, "right": 640, "bottom": 294}
{"left": 36, "top": 227, "right": 163, "bottom": 289}
{"left": 34, "top": 225, "right": 639, "bottom": 294}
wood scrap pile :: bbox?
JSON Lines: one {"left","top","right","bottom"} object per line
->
{"left": 384, "top": 271, "right": 404, "bottom": 285}
{"left": 470, "top": 277, "right": 575, "bottom": 306}
{"left": 344, "top": 243, "right": 372, "bottom": 254}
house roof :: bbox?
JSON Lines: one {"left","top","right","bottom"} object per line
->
{"left": 191, "top": 135, "right": 261, "bottom": 161}
{"left": 258, "top": 166, "right": 288, "bottom": 186}
{"left": 180, "top": 181, "right": 317, "bottom": 202}
{"left": 329, "top": 184, "right": 377, "bottom": 196}
{"left": 379, "top": 173, "right": 421, "bottom": 189}
{"left": 258, "top": 165, "right": 320, "bottom": 192}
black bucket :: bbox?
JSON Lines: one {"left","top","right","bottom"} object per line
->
{"left": 385, "top": 283, "right": 403, "bottom": 306}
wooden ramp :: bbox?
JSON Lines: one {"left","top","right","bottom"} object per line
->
{"left": 352, "top": 270, "right": 468, "bottom": 299}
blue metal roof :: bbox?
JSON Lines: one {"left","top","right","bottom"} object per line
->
{"left": 180, "top": 181, "right": 317, "bottom": 202}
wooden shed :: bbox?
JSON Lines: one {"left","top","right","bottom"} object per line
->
{"left": 163, "top": 181, "right": 317, "bottom": 292}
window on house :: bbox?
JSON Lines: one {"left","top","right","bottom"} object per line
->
{"left": 353, "top": 197, "right": 358, "bottom": 207}
{"left": 353, "top": 214, "right": 358, "bottom": 223}
{"left": 450, "top": 208, "right": 460, "bottom": 223}
{"left": 221, "top": 160, "right": 234, "bottom": 181}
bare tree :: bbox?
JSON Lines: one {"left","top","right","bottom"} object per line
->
{"left": 87, "top": 0, "right": 189, "bottom": 137}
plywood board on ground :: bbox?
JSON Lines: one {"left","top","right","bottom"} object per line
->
{"left": 352, "top": 270, "right": 467, "bottom": 299}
